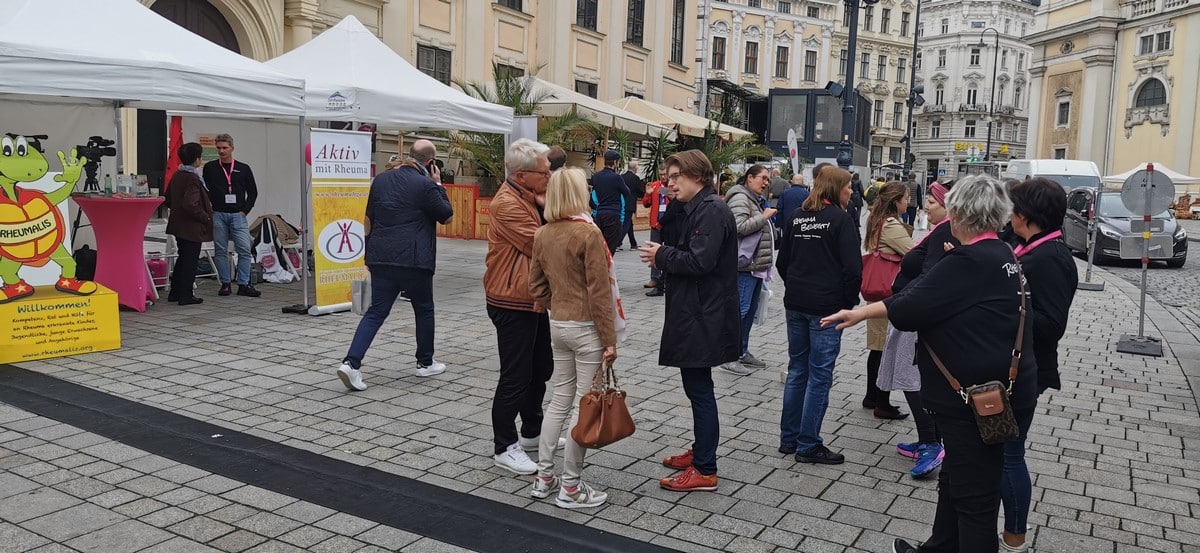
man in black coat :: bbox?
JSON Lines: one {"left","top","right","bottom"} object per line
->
{"left": 336, "top": 139, "right": 454, "bottom": 392}
{"left": 621, "top": 161, "right": 645, "bottom": 249}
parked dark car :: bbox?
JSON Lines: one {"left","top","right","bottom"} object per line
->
{"left": 1063, "top": 187, "right": 1187, "bottom": 268}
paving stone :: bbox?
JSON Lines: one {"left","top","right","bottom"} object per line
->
{"left": 0, "top": 521, "right": 50, "bottom": 551}
{"left": 139, "top": 536, "right": 224, "bottom": 553}
{"left": 354, "top": 524, "right": 422, "bottom": 550}
{"left": 0, "top": 488, "right": 82, "bottom": 523}
{"left": 167, "top": 516, "right": 238, "bottom": 543}
{"left": 23, "top": 502, "right": 126, "bottom": 542}
{"left": 207, "top": 529, "right": 270, "bottom": 552}
{"left": 313, "top": 512, "right": 378, "bottom": 535}
{"left": 65, "top": 518, "right": 173, "bottom": 553}
{"left": 233, "top": 511, "right": 305, "bottom": 538}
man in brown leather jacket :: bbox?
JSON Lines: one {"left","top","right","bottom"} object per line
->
{"left": 484, "top": 138, "right": 559, "bottom": 475}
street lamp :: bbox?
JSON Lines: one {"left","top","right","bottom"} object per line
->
{"left": 835, "top": 0, "right": 881, "bottom": 171}
{"left": 902, "top": 0, "right": 924, "bottom": 178}
{"left": 978, "top": 27, "right": 1000, "bottom": 163}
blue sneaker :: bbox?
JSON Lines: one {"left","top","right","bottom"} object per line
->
{"left": 910, "top": 443, "right": 944, "bottom": 479}
{"left": 896, "top": 442, "right": 921, "bottom": 459}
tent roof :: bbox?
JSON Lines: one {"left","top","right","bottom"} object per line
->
{"left": 1103, "top": 162, "right": 1200, "bottom": 185}
{"left": 265, "top": 16, "right": 513, "bottom": 133}
{"left": 609, "top": 97, "right": 751, "bottom": 140}
{"left": 519, "top": 78, "right": 674, "bottom": 139}
{"left": 0, "top": 0, "right": 305, "bottom": 116}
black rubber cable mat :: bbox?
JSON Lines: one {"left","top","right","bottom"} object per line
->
{"left": 0, "top": 364, "right": 677, "bottom": 553}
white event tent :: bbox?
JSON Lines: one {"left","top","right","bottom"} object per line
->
{"left": 609, "top": 96, "right": 750, "bottom": 140}
{"left": 265, "top": 16, "right": 513, "bottom": 133}
{"left": 1103, "top": 162, "right": 1200, "bottom": 189}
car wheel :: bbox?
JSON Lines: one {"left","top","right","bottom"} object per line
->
{"left": 1167, "top": 256, "right": 1186, "bottom": 268}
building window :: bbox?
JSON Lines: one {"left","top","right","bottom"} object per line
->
{"left": 935, "top": 84, "right": 945, "bottom": 105}
{"left": 1001, "top": 50, "right": 1008, "bottom": 69}
{"left": 807, "top": 5, "right": 820, "bottom": 18}
{"left": 897, "top": 58, "right": 907, "bottom": 83}
{"left": 1056, "top": 98, "right": 1070, "bottom": 127}
{"left": 966, "top": 84, "right": 978, "bottom": 105}
{"left": 893, "top": 102, "right": 904, "bottom": 129}
{"left": 965, "top": 119, "right": 977, "bottom": 138}
{"left": 670, "top": 0, "right": 685, "bottom": 64}
{"left": 627, "top": 0, "right": 645, "bottom": 46}
{"left": 901, "top": 12, "right": 911, "bottom": 37}
{"left": 839, "top": 49, "right": 848, "bottom": 75}
{"left": 1021, "top": 22, "right": 1028, "bottom": 36}
{"left": 744, "top": 41, "right": 759, "bottom": 74}
{"left": 881, "top": 8, "right": 891, "bottom": 33}
{"left": 1135, "top": 79, "right": 1167, "bottom": 107}
{"left": 1014, "top": 84, "right": 1023, "bottom": 107}
{"left": 803, "top": 49, "right": 818, "bottom": 81}
{"left": 1139, "top": 31, "right": 1172, "bottom": 55}
{"left": 912, "top": 118, "right": 918, "bottom": 138}
{"left": 576, "top": 0, "right": 597, "bottom": 30}
{"left": 874, "top": 100, "right": 884, "bottom": 127}
{"left": 1017, "top": 53, "right": 1025, "bottom": 70}
{"left": 777, "top": 46, "right": 791, "bottom": 79}
{"left": 843, "top": 7, "right": 852, "bottom": 28}
{"left": 861, "top": 53, "right": 870, "bottom": 77}
{"left": 871, "top": 145, "right": 884, "bottom": 166}
{"left": 417, "top": 44, "right": 451, "bottom": 84}
{"left": 918, "top": 22, "right": 924, "bottom": 38}
{"left": 941, "top": 18, "right": 949, "bottom": 34}
{"left": 1004, "top": 18, "right": 1011, "bottom": 34}
{"left": 969, "top": 48, "right": 981, "bottom": 66}
{"left": 712, "top": 37, "right": 726, "bottom": 70}
{"left": 937, "top": 49, "right": 946, "bottom": 68}
{"left": 931, "top": 120, "right": 942, "bottom": 138}
{"left": 863, "top": 6, "right": 874, "bottom": 32}
{"left": 999, "top": 82, "right": 1006, "bottom": 103}
{"left": 575, "top": 80, "right": 598, "bottom": 98}
{"left": 497, "top": 0, "right": 522, "bottom": 11}
{"left": 915, "top": 52, "right": 922, "bottom": 70}
{"left": 877, "top": 55, "right": 887, "bottom": 80}
{"left": 1053, "top": 147, "right": 1067, "bottom": 159}
{"left": 889, "top": 147, "right": 903, "bottom": 163}
{"left": 748, "top": 0, "right": 761, "bottom": 7}
{"left": 777, "top": 1, "right": 791, "bottom": 14}
{"left": 496, "top": 63, "right": 525, "bottom": 79}
{"left": 1013, "top": 122, "right": 1021, "bottom": 141}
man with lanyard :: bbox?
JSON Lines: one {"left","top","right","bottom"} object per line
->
{"left": 202, "top": 133, "right": 261, "bottom": 297}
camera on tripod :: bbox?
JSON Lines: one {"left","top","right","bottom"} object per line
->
{"left": 74, "top": 135, "right": 116, "bottom": 192}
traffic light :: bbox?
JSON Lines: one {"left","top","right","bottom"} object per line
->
{"left": 908, "top": 85, "right": 925, "bottom": 108}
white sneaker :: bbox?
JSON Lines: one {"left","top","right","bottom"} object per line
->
{"left": 555, "top": 481, "right": 607, "bottom": 509}
{"left": 416, "top": 360, "right": 446, "bottom": 377}
{"left": 494, "top": 443, "right": 537, "bottom": 475}
{"left": 530, "top": 475, "right": 558, "bottom": 498}
{"left": 519, "top": 435, "right": 567, "bottom": 452}
{"left": 998, "top": 533, "right": 1029, "bottom": 553}
{"left": 337, "top": 362, "right": 367, "bottom": 391}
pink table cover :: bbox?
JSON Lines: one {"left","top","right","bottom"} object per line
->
{"left": 73, "top": 196, "right": 164, "bottom": 312}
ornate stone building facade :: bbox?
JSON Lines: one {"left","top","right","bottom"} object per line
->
{"left": 910, "top": 0, "right": 1036, "bottom": 182}
{"left": 1026, "top": 0, "right": 1200, "bottom": 178}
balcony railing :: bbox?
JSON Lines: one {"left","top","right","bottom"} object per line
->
{"left": 959, "top": 103, "right": 988, "bottom": 113}
{"left": 923, "top": 104, "right": 947, "bottom": 113}
{"left": 1122, "top": 0, "right": 1191, "bottom": 18}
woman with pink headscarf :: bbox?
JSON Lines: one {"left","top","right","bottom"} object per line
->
{"left": 877, "top": 180, "right": 957, "bottom": 479}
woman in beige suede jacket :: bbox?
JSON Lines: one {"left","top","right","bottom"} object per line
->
{"left": 862, "top": 181, "right": 914, "bottom": 419}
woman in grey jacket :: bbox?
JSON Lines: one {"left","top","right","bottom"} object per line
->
{"left": 722, "top": 165, "right": 777, "bottom": 375}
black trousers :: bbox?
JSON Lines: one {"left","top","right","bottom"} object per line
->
{"left": 169, "top": 238, "right": 202, "bottom": 300}
{"left": 487, "top": 305, "right": 554, "bottom": 455}
{"left": 596, "top": 213, "right": 623, "bottom": 254}
{"left": 919, "top": 407, "right": 1034, "bottom": 552}
{"left": 623, "top": 211, "right": 638, "bottom": 247}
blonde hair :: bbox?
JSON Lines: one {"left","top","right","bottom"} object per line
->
{"left": 544, "top": 168, "right": 590, "bottom": 222}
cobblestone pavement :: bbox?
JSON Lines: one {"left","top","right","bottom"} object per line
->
{"left": 3, "top": 234, "right": 1200, "bottom": 553}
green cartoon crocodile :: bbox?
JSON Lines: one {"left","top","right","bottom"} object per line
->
{"left": 0, "top": 132, "right": 94, "bottom": 303}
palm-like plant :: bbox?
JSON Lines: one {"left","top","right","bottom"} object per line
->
{"left": 690, "top": 123, "right": 774, "bottom": 175}
{"left": 641, "top": 131, "right": 677, "bottom": 182}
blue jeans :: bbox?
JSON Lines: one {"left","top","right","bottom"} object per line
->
{"left": 212, "top": 211, "right": 252, "bottom": 285}
{"left": 680, "top": 367, "right": 718, "bottom": 475}
{"left": 1000, "top": 404, "right": 1037, "bottom": 535}
{"left": 736, "top": 273, "right": 762, "bottom": 356}
{"left": 344, "top": 266, "right": 436, "bottom": 368}
{"left": 780, "top": 310, "right": 843, "bottom": 453}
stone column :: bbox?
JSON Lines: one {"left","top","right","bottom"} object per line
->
{"left": 764, "top": 16, "right": 776, "bottom": 84}
{"left": 1078, "top": 55, "right": 1114, "bottom": 169}
{"left": 730, "top": 11, "right": 743, "bottom": 83}
{"left": 819, "top": 25, "right": 834, "bottom": 85}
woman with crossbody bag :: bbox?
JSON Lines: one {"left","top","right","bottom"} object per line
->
{"left": 821, "top": 175, "right": 1038, "bottom": 553}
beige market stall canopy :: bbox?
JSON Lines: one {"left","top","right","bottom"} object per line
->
{"left": 513, "top": 78, "right": 675, "bottom": 139}
{"left": 609, "top": 96, "right": 751, "bottom": 140}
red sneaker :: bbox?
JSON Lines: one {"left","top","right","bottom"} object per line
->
{"left": 660, "top": 466, "right": 718, "bottom": 492}
{"left": 662, "top": 449, "right": 693, "bottom": 470}
{"left": 55, "top": 276, "right": 97, "bottom": 296}
{"left": 0, "top": 280, "right": 35, "bottom": 303}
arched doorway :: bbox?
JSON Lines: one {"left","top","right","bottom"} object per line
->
{"left": 150, "top": 0, "right": 240, "bottom": 53}
{"left": 139, "top": 1, "right": 240, "bottom": 192}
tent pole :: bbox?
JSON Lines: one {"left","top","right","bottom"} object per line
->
{"left": 284, "top": 115, "right": 311, "bottom": 314}
{"left": 114, "top": 101, "right": 125, "bottom": 174}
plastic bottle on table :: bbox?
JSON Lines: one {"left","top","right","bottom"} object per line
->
{"left": 103, "top": 174, "right": 113, "bottom": 196}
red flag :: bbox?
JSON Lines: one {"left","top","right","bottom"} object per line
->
{"left": 163, "top": 115, "right": 183, "bottom": 193}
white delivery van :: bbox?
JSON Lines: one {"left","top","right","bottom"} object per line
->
{"left": 1000, "top": 159, "right": 1102, "bottom": 191}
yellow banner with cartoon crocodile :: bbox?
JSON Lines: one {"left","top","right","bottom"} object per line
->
{"left": 1, "top": 286, "right": 120, "bottom": 363}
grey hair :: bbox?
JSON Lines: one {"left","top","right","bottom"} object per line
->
{"left": 627, "top": 161, "right": 639, "bottom": 172}
{"left": 946, "top": 175, "right": 1012, "bottom": 235}
{"left": 505, "top": 138, "right": 550, "bottom": 174}
{"left": 214, "top": 133, "right": 234, "bottom": 147}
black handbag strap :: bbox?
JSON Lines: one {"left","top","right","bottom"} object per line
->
{"left": 925, "top": 245, "right": 1027, "bottom": 402}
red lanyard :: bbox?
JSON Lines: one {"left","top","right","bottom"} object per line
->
{"left": 1013, "top": 230, "right": 1062, "bottom": 258}
{"left": 220, "top": 160, "right": 235, "bottom": 193}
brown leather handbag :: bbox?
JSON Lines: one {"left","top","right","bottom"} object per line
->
{"left": 571, "top": 361, "right": 635, "bottom": 448}
{"left": 925, "top": 250, "right": 1027, "bottom": 445}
